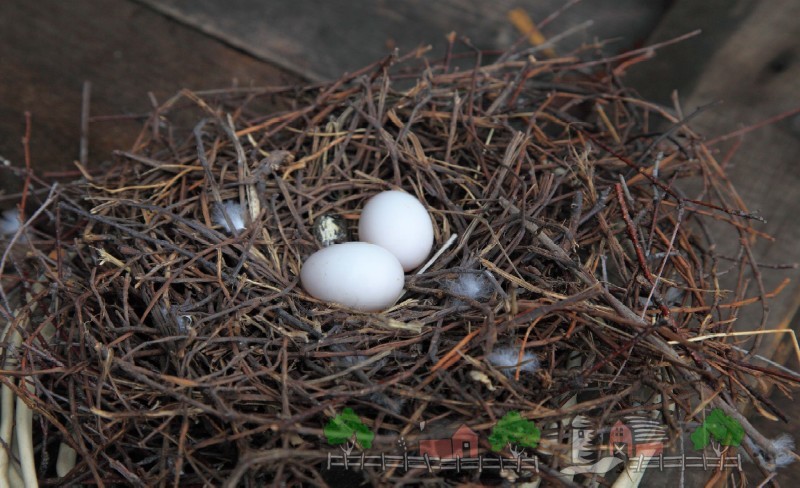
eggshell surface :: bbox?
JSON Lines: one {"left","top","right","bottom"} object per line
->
{"left": 300, "top": 242, "right": 405, "bottom": 311}
{"left": 358, "top": 191, "right": 434, "bottom": 271}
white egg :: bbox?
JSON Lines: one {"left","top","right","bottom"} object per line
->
{"left": 300, "top": 242, "right": 405, "bottom": 312}
{"left": 358, "top": 191, "right": 434, "bottom": 271}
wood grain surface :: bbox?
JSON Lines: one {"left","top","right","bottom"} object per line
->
{"left": 0, "top": 0, "right": 296, "bottom": 198}
{"left": 136, "top": 0, "right": 668, "bottom": 81}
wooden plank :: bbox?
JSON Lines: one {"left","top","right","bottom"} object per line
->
{"left": 0, "top": 0, "right": 296, "bottom": 199}
{"left": 625, "top": 0, "right": 760, "bottom": 105}
{"left": 135, "top": 0, "right": 669, "bottom": 81}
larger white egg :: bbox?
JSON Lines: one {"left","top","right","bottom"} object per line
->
{"left": 358, "top": 191, "right": 434, "bottom": 271}
{"left": 300, "top": 242, "right": 405, "bottom": 312}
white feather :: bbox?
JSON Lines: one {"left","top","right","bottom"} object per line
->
{"left": 771, "top": 434, "right": 796, "bottom": 468}
{"left": 0, "top": 209, "right": 21, "bottom": 236}
{"left": 447, "top": 272, "right": 492, "bottom": 300}
{"left": 487, "top": 346, "right": 540, "bottom": 376}
{"left": 744, "top": 434, "right": 797, "bottom": 470}
{"left": 212, "top": 201, "right": 246, "bottom": 233}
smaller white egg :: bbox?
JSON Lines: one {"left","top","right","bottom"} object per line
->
{"left": 358, "top": 191, "right": 434, "bottom": 271}
{"left": 300, "top": 242, "right": 405, "bottom": 312}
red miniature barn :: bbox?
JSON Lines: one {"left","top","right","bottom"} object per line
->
{"left": 419, "top": 425, "right": 479, "bottom": 459}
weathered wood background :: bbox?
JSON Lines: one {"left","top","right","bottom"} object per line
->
{"left": 0, "top": 0, "right": 296, "bottom": 198}
{"left": 136, "top": 0, "right": 669, "bottom": 81}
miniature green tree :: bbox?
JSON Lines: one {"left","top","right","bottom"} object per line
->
{"left": 489, "top": 411, "right": 541, "bottom": 457}
{"left": 690, "top": 408, "right": 744, "bottom": 451}
{"left": 324, "top": 408, "right": 375, "bottom": 455}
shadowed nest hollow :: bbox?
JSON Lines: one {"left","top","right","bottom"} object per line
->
{"left": 1, "top": 42, "right": 797, "bottom": 487}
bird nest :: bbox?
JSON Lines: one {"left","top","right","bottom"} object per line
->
{"left": 1, "top": 41, "right": 797, "bottom": 487}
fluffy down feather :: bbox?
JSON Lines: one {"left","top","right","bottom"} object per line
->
{"left": 447, "top": 272, "right": 492, "bottom": 301}
{"left": 212, "top": 201, "right": 247, "bottom": 234}
{"left": 487, "top": 346, "right": 540, "bottom": 377}
{"left": 0, "top": 208, "right": 21, "bottom": 236}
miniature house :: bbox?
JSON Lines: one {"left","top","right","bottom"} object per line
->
{"left": 419, "top": 424, "right": 479, "bottom": 459}
{"left": 608, "top": 418, "right": 666, "bottom": 457}
{"left": 609, "top": 420, "right": 634, "bottom": 457}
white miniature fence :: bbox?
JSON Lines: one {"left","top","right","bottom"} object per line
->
{"left": 326, "top": 452, "right": 539, "bottom": 473}
{"left": 326, "top": 451, "right": 743, "bottom": 474}
{"left": 626, "top": 453, "right": 742, "bottom": 472}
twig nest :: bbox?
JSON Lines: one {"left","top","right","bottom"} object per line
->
{"left": 300, "top": 242, "right": 405, "bottom": 311}
{"left": 358, "top": 191, "right": 433, "bottom": 271}
{"left": 7, "top": 35, "right": 793, "bottom": 487}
